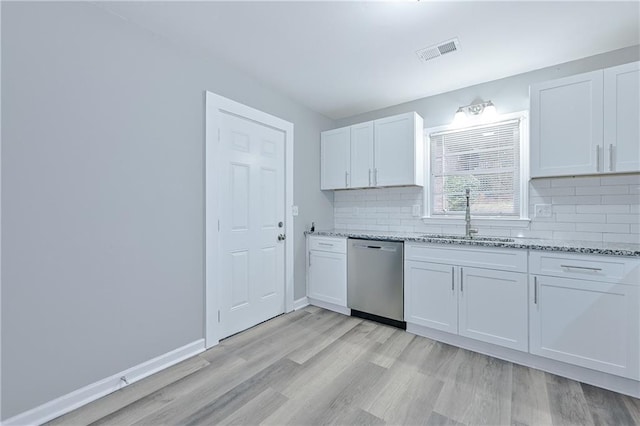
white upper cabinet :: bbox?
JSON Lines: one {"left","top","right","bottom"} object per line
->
{"left": 530, "top": 70, "right": 604, "bottom": 177}
{"left": 350, "top": 121, "right": 375, "bottom": 188}
{"left": 530, "top": 61, "right": 640, "bottom": 178}
{"left": 320, "top": 112, "right": 424, "bottom": 190}
{"left": 604, "top": 61, "right": 640, "bottom": 173}
{"left": 374, "top": 112, "right": 424, "bottom": 187}
{"left": 320, "top": 126, "right": 351, "bottom": 190}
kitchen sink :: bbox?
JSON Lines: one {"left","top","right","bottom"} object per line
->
{"left": 420, "top": 234, "right": 515, "bottom": 243}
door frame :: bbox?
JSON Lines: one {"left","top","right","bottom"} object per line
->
{"left": 205, "top": 91, "right": 294, "bottom": 348}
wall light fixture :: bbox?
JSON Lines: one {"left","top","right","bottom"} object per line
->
{"left": 453, "top": 100, "right": 497, "bottom": 125}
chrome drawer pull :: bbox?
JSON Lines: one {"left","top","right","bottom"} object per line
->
{"left": 451, "top": 266, "right": 454, "bottom": 291}
{"left": 609, "top": 144, "right": 614, "bottom": 171}
{"left": 534, "top": 276, "right": 538, "bottom": 305}
{"left": 560, "top": 264, "right": 603, "bottom": 272}
{"left": 317, "top": 242, "right": 333, "bottom": 246}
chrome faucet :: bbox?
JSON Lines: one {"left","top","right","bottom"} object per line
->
{"left": 465, "top": 188, "right": 478, "bottom": 239}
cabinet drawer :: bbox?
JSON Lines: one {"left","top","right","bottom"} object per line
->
{"left": 308, "top": 236, "right": 346, "bottom": 254}
{"left": 405, "top": 243, "right": 527, "bottom": 273}
{"left": 530, "top": 251, "right": 640, "bottom": 285}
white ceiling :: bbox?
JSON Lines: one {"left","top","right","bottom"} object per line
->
{"left": 100, "top": 1, "right": 640, "bottom": 119}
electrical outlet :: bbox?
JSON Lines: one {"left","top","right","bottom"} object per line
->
{"left": 534, "top": 204, "right": 552, "bottom": 218}
{"left": 412, "top": 204, "right": 421, "bottom": 217}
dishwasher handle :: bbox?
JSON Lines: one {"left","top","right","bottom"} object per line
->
{"left": 352, "top": 243, "right": 398, "bottom": 252}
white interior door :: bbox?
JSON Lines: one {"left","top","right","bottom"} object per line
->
{"left": 218, "top": 111, "right": 286, "bottom": 339}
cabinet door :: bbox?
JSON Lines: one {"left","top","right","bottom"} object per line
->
{"left": 404, "top": 261, "right": 457, "bottom": 333}
{"left": 530, "top": 70, "right": 604, "bottom": 177}
{"left": 530, "top": 275, "right": 640, "bottom": 380}
{"left": 321, "top": 127, "right": 351, "bottom": 190}
{"left": 308, "top": 250, "right": 347, "bottom": 306}
{"left": 350, "top": 121, "right": 375, "bottom": 188}
{"left": 604, "top": 61, "right": 640, "bottom": 173}
{"left": 374, "top": 112, "right": 423, "bottom": 187}
{"left": 458, "top": 268, "right": 528, "bottom": 351}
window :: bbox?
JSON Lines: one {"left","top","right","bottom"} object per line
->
{"left": 425, "top": 113, "right": 528, "bottom": 220}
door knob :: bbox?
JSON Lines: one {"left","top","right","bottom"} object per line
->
{"left": 278, "top": 234, "right": 286, "bottom": 241}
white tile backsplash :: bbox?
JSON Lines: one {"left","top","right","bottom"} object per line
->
{"left": 606, "top": 214, "right": 640, "bottom": 224}
{"left": 576, "top": 204, "right": 630, "bottom": 213}
{"left": 333, "top": 174, "right": 640, "bottom": 244}
{"left": 555, "top": 213, "right": 606, "bottom": 223}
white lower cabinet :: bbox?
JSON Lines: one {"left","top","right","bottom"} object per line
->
{"left": 529, "top": 251, "right": 640, "bottom": 380}
{"left": 404, "top": 244, "right": 528, "bottom": 351}
{"left": 405, "top": 244, "right": 640, "bottom": 395}
{"left": 405, "top": 261, "right": 457, "bottom": 333}
{"left": 459, "top": 267, "right": 528, "bottom": 351}
{"left": 306, "top": 236, "right": 347, "bottom": 310}
{"left": 308, "top": 250, "right": 346, "bottom": 306}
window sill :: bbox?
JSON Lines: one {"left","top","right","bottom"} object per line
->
{"left": 421, "top": 216, "right": 531, "bottom": 228}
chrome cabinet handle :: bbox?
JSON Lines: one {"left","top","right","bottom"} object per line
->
{"left": 451, "top": 266, "right": 455, "bottom": 291}
{"left": 609, "top": 144, "right": 614, "bottom": 171}
{"left": 309, "top": 252, "right": 311, "bottom": 267}
{"left": 345, "top": 171, "right": 349, "bottom": 187}
{"left": 560, "top": 264, "right": 602, "bottom": 271}
{"left": 596, "top": 145, "right": 601, "bottom": 172}
{"left": 368, "top": 169, "right": 372, "bottom": 186}
{"left": 534, "top": 276, "right": 538, "bottom": 304}
{"left": 374, "top": 168, "right": 378, "bottom": 186}
{"left": 460, "top": 267, "right": 463, "bottom": 292}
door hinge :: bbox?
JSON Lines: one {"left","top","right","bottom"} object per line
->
{"left": 217, "top": 310, "right": 221, "bottom": 323}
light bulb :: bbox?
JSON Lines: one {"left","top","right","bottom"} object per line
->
{"left": 483, "top": 102, "right": 497, "bottom": 119}
{"left": 453, "top": 108, "right": 467, "bottom": 126}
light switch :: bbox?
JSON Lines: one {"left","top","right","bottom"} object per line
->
{"left": 292, "top": 205, "right": 299, "bottom": 216}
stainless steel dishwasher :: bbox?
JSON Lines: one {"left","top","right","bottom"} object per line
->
{"left": 347, "top": 239, "right": 405, "bottom": 329}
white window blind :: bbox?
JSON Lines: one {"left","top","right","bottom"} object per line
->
{"left": 430, "top": 119, "right": 521, "bottom": 216}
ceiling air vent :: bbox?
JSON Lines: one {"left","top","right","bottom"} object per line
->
{"left": 416, "top": 38, "right": 460, "bottom": 63}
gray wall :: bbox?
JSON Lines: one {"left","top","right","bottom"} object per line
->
{"left": 1, "top": 2, "right": 333, "bottom": 419}
{"left": 336, "top": 45, "right": 640, "bottom": 128}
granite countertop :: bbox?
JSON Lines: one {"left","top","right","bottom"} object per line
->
{"left": 306, "top": 229, "right": 640, "bottom": 257}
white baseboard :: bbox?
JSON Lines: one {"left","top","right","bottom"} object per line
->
{"left": 3, "top": 339, "right": 205, "bottom": 426}
{"left": 307, "top": 298, "right": 351, "bottom": 316}
{"left": 293, "top": 297, "right": 309, "bottom": 310}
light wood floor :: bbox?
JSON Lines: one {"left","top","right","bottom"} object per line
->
{"left": 50, "top": 306, "right": 640, "bottom": 425}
